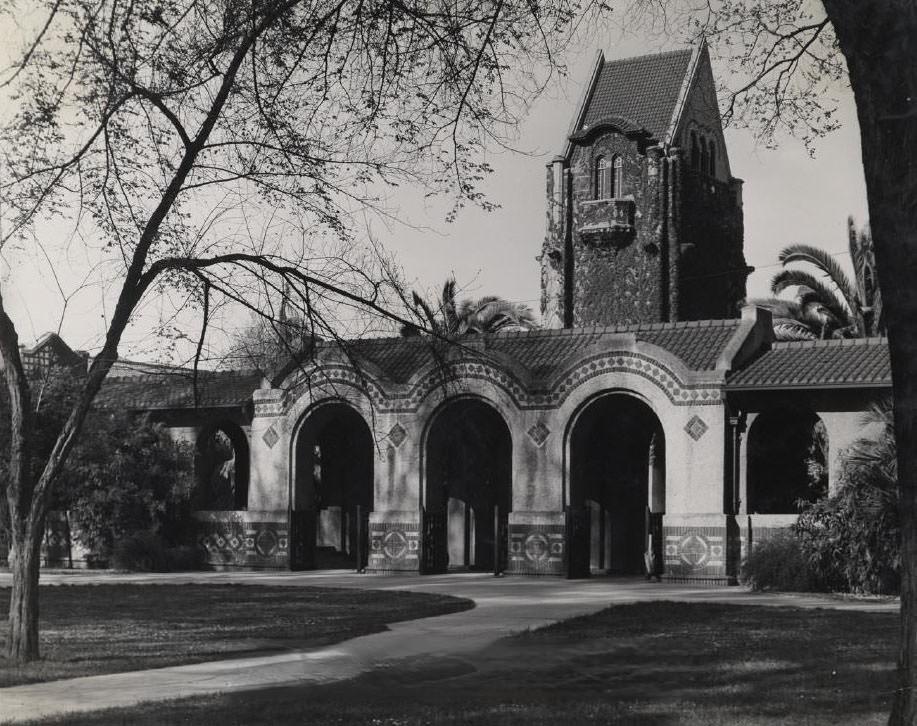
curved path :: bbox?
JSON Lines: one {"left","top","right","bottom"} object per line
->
{"left": 0, "top": 571, "right": 899, "bottom": 723}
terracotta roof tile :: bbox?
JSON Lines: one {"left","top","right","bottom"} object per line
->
{"left": 343, "top": 318, "right": 741, "bottom": 385}
{"left": 580, "top": 48, "right": 693, "bottom": 140}
{"left": 95, "top": 369, "right": 264, "bottom": 411}
{"left": 726, "top": 338, "right": 891, "bottom": 390}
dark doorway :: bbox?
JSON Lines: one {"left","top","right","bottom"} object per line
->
{"left": 568, "top": 394, "right": 665, "bottom": 576}
{"left": 747, "top": 408, "right": 828, "bottom": 513}
{"left": 424, "top": 398, "right": 512, "bottom": 573}
{"left": 292, "top": 403, "right": 373, "bottom": 570}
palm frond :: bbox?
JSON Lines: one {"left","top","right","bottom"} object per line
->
{"left": 771, "top": 269, "right": 852, "bottom": 327}
{"left": 772, "top": 319, "right": 818, "bottom": 341}
{"left": 778, "top": 244, "right": 858, "bottom": 307}
{"left": 440, "top": 278, "right": 458, "bottom": 332}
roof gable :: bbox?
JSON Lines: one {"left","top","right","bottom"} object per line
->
{"left": 576, "top": 47, "right": 694, "bottom": 143}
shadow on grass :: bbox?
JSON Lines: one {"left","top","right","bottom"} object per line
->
{"left": 0, "top": 584, "right": 473, "bottom": 687}
{"left": 30, "top": 601, "right": 897, "bottom": 726}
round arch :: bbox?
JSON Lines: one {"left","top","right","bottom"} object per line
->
{"left": 563, "top": 390, "right": 666, "bottom": 578}
{"left": 420, "top": 395, "right": 513, "bottom": 574}
{"left": 289, "top": 398, "right": 375, "bottom": 570}
{"left": 195, "top": 420, "right": 250, "bottom": 511}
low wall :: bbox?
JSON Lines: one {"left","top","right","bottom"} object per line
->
{"left": 193, "top": 510, "right": 289, "bottom": 569}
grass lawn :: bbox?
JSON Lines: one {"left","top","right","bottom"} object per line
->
{"left": 0, "top": 584, "right": 472, "bottom": 687}
{"left": 32, "top": 601, "right": 898, "bottom": 726}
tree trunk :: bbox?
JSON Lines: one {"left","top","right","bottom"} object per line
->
{"left": 6, "top": 517, "right": 43, "bottom": 661}
{"left": 823, "top": 2, "right": 917, "bottom": 723}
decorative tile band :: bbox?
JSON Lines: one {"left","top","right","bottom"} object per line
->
{"left": 282, "top": 349, "right": 722, "bottom": 420}
{"left": 196, "top": 519, "right": 289, "bottom": 569}
{"left": 367, "top": 521, "right": 420, "bottom": 572}
{"left": 663, "top": 525, "right": 728, "bottom": 579}
{"left": 507, "top": 524, "right": 565, "bottom": 575}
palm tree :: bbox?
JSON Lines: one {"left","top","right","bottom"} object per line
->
{"left": 401, "top": 278, "right": 536, "bottom": 338}
{"left": 768, "top": 217, "right": 884, "bottom": 339}
{"left": 745, "top": 297, "right": 831, "bottom": 341}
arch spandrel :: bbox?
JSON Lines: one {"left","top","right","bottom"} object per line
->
{"left": 543, "top": 342, "right": 721, "bottom": 410}
{"left": 279, "top": 364, "right": 389, "bottom": 421}
{"left": 413, "top": 379, "right": 525, "bottom": 451}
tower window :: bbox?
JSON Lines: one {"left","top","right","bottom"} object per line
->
{"left": 700, "top": 137, "right": 709, "bottom": 176}
{"left": 708, "top": 140, "right": 716, "bottom": 176}
{"left": 613, "top": 155, "right": 624, "bottom": 197}
{"left": 690, "top": 131, "right": 699, "bottom": 169}
{"left": 595, "top": 156, "right": 611, "bottom": 199}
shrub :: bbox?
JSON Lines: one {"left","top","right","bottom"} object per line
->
{"left": 112, "top": 531, "right": 168, "bottom": 572}
{"left": 164, "top": 545, "right": 205, "bottom": 572}
{"left": 112, "top": 532, "right": 205, "bottom": 572}
{"left": 794, "top": 400, "right": 899, "bottom": 595}
{"left": 740, "top": 530, "right": 827, "bottom": 592}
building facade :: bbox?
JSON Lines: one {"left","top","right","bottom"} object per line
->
{"left": 36, "top": 43, "right": 892, "bottom": 583}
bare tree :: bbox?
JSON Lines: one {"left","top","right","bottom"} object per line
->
{"left": 0, "top": 0, "right": 604, "bottom": 663}
{"left": 632, "top": 1, "right": 916, "bottom": 721}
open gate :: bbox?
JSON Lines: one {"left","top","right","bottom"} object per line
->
{"left": 352, "top": 505, "right": 371, "bottom": 573}
{"left": 421, "top": 507, "right": 448, "bottom": 574}
{"left": 288, "top": 509, "right": 316, "bottom": 571}
{"left": 565, "top": 505, "right": 591, "bottom": 578}
{"left": 494, "top": 504, "right": 508, "bottom": 575}
{"left": 645, "top": 509, "right": 664, "bottom": 579}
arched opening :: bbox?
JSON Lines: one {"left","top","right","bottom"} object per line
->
{"left": 700, "top": 137, "right": 709, "bottom": 177}
{"left": 291, "top": 402, "right": 374, "bottom": 569}
{"left": 612, "top": 154, "right": 624, "bottom": 197}
{"left": 568, "top": 393, "right": 665, "bottom": 577}
{"left": 595, "top": 155, "right": 611, "bottom": 199}
{"left": 747, "top": 408, "right": 828, "bottom": 514}
{"left": 690, "top": 131, "right": 699, "bottom": 169}
{"left": 708, "top": 140, "right": 716, "bottom": 176}
{"left": 423, "top": 398, "right": 512, "bottom": 573}
{"left": 196, "top": 422, "right": 249, "bottom": 510}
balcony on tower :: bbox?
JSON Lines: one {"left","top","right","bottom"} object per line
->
{"left": 577, "top": 197, "right": 637, "bottom": 246}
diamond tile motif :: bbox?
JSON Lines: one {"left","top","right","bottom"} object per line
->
{"left": 388, "top": 422, "right": 407, "bottom": 448}
{"left": 262, "top": 425, "right": 279, "bottom": 449}
{"left": 527, "top": 421, "right": 550, "bottom": 447}
{"left": 684, "top": 415, "right": 708, "bottom": 441}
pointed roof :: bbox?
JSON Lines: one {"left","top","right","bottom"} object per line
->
{"left": 569, "top": 46, "right": 696, "bottom": 149}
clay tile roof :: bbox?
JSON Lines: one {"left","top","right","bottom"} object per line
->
{"left": 726, "top": 337, "right": 892, "bottom": 390}
{"left": 579, "top": 48, "right": 693, "bottom": 141}
{"left": 95, "top": 369, "right": 263, "bottom": 411}
{"left": 340, "top": 318, "right": 742, "bottom": 385}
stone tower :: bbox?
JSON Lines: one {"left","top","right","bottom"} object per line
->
{"left": 540, "top": 42, "right": 750, "bottom": 328}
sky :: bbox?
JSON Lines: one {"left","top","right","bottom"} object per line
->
{"left": 1, "top": 14, "right": 868, "bottom": 363}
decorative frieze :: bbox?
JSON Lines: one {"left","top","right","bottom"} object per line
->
{"left": 285, "top": 349, "right": 722, "bottom": 418}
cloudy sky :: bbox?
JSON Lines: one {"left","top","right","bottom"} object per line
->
{"left": 2, "top": 13, "right": 867, "bottom": 361}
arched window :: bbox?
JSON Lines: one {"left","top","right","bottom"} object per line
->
{"left": 196, "top": 423, "right": 250, "bottom": 511}
{"left": 595, "top": 156, "right": 611, "bottom": 199}
{"left": 700, "top": 137, "right": 709, "bottom": 176}
{"left": 612, "top": 155, "right": 624, "bottom": 198}
{"left": 690, "top": 131, "right": 699, "bottom": 169}
{"left": 708, "top": 140, "right": 716, "bottom": 176}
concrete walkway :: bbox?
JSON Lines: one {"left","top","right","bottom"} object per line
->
{"left": 0, "top": 571, "right": 899, "bottom": 723}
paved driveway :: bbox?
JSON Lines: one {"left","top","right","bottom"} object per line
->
{"left": 0, "top": 571, "right": 899, "bottom": 723}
